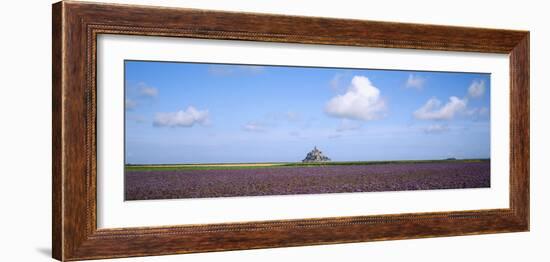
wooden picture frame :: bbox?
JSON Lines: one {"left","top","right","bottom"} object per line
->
{"left": 52, "top": 1, "right": 529, "bottom": 261}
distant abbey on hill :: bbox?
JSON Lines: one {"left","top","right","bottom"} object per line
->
{"left": 302, "top": 146, "right": 331, "bottom": 163}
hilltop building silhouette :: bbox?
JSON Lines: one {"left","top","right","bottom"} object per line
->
{"left": 302, "top": 146, "right": 331, "bottom": 162}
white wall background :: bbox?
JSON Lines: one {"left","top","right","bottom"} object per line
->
{"left": 0, "top": 0, "right": 547, "bottom": 261}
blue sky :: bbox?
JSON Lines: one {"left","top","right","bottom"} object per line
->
{"left": 125, "top": 61, "right": 490, "bottom": 164}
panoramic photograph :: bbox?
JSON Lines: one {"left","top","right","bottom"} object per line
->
{"left": 124, "top": 61, "right": 491, "bottom": 201}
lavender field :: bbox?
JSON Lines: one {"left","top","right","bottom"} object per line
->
{"left": 124, "top": 160, "right": 490, "bottom": 200}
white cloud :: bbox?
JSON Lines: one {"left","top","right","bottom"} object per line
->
{"left": 242, "top": 122, "right": 267, "bottom": 132}
{"left": 242, "top": 65, "right": 265, "bottom": 73}
{"left": 468, "top": 80, "right": 485, "bottom": 98}
{"left": 423, "top": 124, "right": 449, "bottom": 134}
{"left": 465, "top": 106, "right": 490, "bottom": 121}
{"left": 465, "top": 106, "right": 489, "bottom": 116}
{"left": 289, "top": 131, "right": 301, "bottom": 137}
{"left": 405, "top": 74, "right": 425, "bottom": 89}
{"left": 138, "top": 83, "right": 158, "bottom": 97}
{"left": 265, "top": 111, "right": 304, "bottom": 124}
{"left": 335, "top": 119, "right": 362, "bottom": 132}
{"left": 289, "top": 131, "right": 307, "bottom": 139}
{"left": 479, "top": 107, "right": 489, "bottom": 116}
{"left": 414, "top": 96, "right": 468, "bottom": 120}
{"left": 208, "top": 65, "right": 265, "bottom": 76}
{"left": 153, "top": 106, "right": 209, "bottom": 127}
{"left": 325, "top": 76, "right": 386, "bottom": 121}
{"left": 207, "top": 65, "right": 232, "bottom": 76}
{"left": 330, "top": 74, "right": 344, "bottom": 91}
{"left": 128, "top": 115, "right": 146, "bottom": 123}
{"left": 125, "top": 99, "right": 137, "bottom": 110}
{"left": 285, "top": 111, "right": 302, "bottom": 122}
